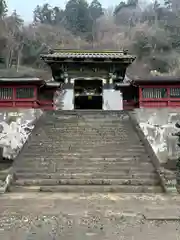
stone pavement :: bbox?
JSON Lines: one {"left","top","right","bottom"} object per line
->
{"left": 0, "top": 193, "right": 180, "bottom": 239}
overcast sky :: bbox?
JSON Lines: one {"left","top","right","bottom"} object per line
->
{"left": 7, "top": 0, "right": 124, "bottom": 22}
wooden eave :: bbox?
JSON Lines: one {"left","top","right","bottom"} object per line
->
{"left": 132, "top": 76, "right": 180, "bottom": 85}
{"left": 0, "top": 77, "right": 44, "bottom": 85}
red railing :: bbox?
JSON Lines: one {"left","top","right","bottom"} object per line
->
{"left": 0, "top": 85, "right": 55, "bottom": 109}
{"left": 139, "top": 85, "right": 180, "bottom": 108}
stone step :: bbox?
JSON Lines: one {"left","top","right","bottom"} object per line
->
{"left": 20, "top": 152, "right": 150, "bottom": 158}
{"left": 46, "top": 116, "right": 128, "bottom": 120}
{"left": 46, "top": 135, "right": 131, "bottom": 139}
{"left": 46, "top": 115, "right": 127, "bottom": 118}
{"left": 50, "top": 119, "right": 128, "bottom": 122}
{"left": 45, "top": 125, "right": 129, "bottom": 129}
{"left": 14, "top": 161, "right": 153, "bottom": 170}
{"left": 46, "top": 127, "right": 130, "bottom": 130}
{"left": 43, "top": 124, "right": 132, "bottom": 127}
{"left": 18, "top": 156, "right": 150, "bottom": 161}
{"left": 39, "top": 141, "right": 139, "bottom": 145}
{"left": 46, "top": 123, "right": 130, "bottom": 126}
{"left": 48, "top": 129, "right": 129, "bottom": 133}
{"left": 23, "top": 149, "right": 147, "bottom": 155}
{"left": 29, "top": 143, "right": 145, "bottom": 148}
{"left": 51, "top": 116, "right": 128, "bottom": 119}
{"left": 45, "top": 125, "right": 129, "bottom": 128}
{"left": 31, "top": 133, "right": 135, "bottom": 138}
{"left": 14, "top": 167, "right": 157, "bottom": 175}
{"left": 44, "top": 137, "right": 136, "bottom": 141}
{"left": 46, "top": 120, "right": 129, "bottom": 123}
{"left": 44, "top": 131, "right": 131, "bottom": 135}
{"left": 44, "top": 135, "right": 136, "bottom": 139}
{"left": 41, "top": 134, "right": 135, "bottom": 140}
{"left": 47, "top": 127, "right": 130, "bottom": 130}
{"left": 42, "top": 132, "right": 136, "bottom": 136}
{"left": 15, "top": 172, "right": 158, "bottom": 179}
{"left": 55, "top": 150, "right": 147, "bottom": 155}
{"left": 45, "top": 127, "right": 130, "bottom": 131}
{"left": 43, "top": 134, "right": 135, "bottom": 139}
{"left": 27, "top": 147, "right": 146, "bottom": 152}
{"left": 46, "top": 116, "right": 127, "bottom": 120}
{"left": 29, "top": 145, "right": 143, "bottom": 150}
{"left": 42, "top": 126, "right": 131, "bottom": 129}
{"left": 14, "top": 178, "right": 160, "bottom": 186}
{"left": 43, "top": 126, "right": 130, "bottom": 130}
{"left": 27, "top": 145, "right": 146, "bottom": 150}
{"left": 17, "top": 156, "right": 151, "bottom": 163}
{"left": 28, "top": 142, "right": 144, "bottom": 147}
{"left": 46, "top": 118, "right": 129, "bottom": 121}
{"left": 45, "top": 130, "right": 130, "bottom": 133}
{"left": 14, "top": 161, "right": 154, "bottom": 171}
{"left": 29, "top": 140, "right": 140, "bottom": 145}
{"left": 10, "top": 185, "right": 163, "bottom": 193}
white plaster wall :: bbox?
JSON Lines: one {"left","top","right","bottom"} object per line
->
{"left": 103, "top": 90, "right": 123, "bottom": 110}
{"left": 62, "top": 90, "right": 74, "bottom": 110}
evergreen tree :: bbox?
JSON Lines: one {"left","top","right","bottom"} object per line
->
{"left": 33, "top": 4, "right": 53, "bottom": 24}
{"left": 64, "top": 0, "right": 91, "bottom": 34}
{"left": 0, "top": 0, "right": 7, "bottom": 17}
{"left": 89, "top": 0, "right": 104, "bottom": 20}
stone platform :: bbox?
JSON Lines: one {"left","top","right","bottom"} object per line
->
{"left": 0, "top": 193, "right": 180, "bottom": 239}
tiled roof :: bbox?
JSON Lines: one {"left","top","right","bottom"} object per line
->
{"left": 40, "top": 50, "right": 136, "bottom": 60}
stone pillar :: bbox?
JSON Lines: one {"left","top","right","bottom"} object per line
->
{"left": 62, "top": 90, "right": 74, "bottom": 110}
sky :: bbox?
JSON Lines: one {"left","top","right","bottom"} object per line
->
{"left": 6, "top": 0, "right": 122, "bottom": 22}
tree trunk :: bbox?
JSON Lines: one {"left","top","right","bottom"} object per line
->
{"left": 16, "top": 44, "right": 23, "bottom": 72}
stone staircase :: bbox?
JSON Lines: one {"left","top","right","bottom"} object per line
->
{"left": 10, "top": 110, "right": 164, "bottom": 193}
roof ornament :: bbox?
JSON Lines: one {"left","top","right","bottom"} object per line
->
{"left": 48, "top": 48, "right": 54, "bottom": 54}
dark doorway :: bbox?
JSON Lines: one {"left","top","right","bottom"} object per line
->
{"left": 74, "top": 95, "right": 103, "bottom": 109}
{"left": 74, "top": 78, "right": 103, "bottom": 109}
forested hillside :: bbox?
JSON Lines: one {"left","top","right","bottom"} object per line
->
{"left": 0, "top": 0, "right": 180, "bottom": 77}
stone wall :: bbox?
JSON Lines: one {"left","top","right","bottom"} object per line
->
{"left": 0, "top": 109, "right": 42, "bottom": 159}
{"left": 134, "top": 108, "right": 180, "bottom": 165}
